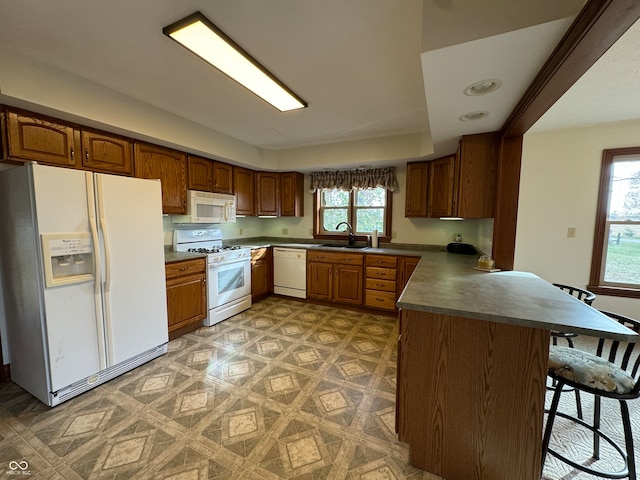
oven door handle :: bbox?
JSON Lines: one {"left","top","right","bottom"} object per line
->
{"left": 209, "top": 257, "right": 250, "bottom": 268}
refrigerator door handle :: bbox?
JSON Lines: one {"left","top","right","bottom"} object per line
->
{"left": 96, "top": 175, "right": 115, "bottom": 365}
{"left": 86, "top": 173, "right": 107, "bottom": 370}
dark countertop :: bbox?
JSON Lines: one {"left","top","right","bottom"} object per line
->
{"left": 164, "top": 250, "right": 207, "bottom": 263}
{"left": 235, "top": 241, "right": 437, "bottom": 257}
{"left": 397, "top": 251, "right": 638, "bottom": 341}
{"left": 163, "top": 239, "right": 635, "bottom": 340}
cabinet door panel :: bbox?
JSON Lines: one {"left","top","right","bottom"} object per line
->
{"left": 188, "top": 156, "right": 213, "bottom": 192}
{"left": 251, "top": 247, "right": 272, "bottom": 302}
{"left": 307, "top": 262, "right": 333, "bottom": 300}
{"left": 234, "top": 167, "right": 255, "bottom": 216}
{"left": 6, "top": 110, "right": 79, "bottom": 167}
{"left": 256, "top": 172, "right": 280, "bottom": 216}
{"left": 428, "top": 155, "right": 455, "bottom": 218}
{"left": 213, "top": 161, "right": 233, "bottom": 194}
{"left": 166, "top": 273, "right": 206, "bottom": 330}
{"left": 134, "top": 142, "right": 187, "bottom": 214}
{"left": 405, "top": 161, "right": 428, "bottom": 217}
{"left": 456, "top": 133, "right": 498, "bottom": 218}
{"left": 280, "top": 171, "right": 304, "bottom": 217}
{"left": 397, "top": 256, "right": 420, "bottom": 297}
{"left": 82, "top": 129, "right": 133, "bottom": 175}
{"left": 334, "top": 264, "right": 363, "bottom": 305}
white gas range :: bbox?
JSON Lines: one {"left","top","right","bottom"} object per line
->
{"left": 173, "top": 228, "right": 252, "bottom": 326}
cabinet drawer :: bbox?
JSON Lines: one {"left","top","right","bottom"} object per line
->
{"left": 365, "top": 277, "right": 396, "bottom": 292}
{"left": 366, "top": 266, "right": 397, "bottom": 280}
{"left": 308, "top": 251, "right": 363, "bottom": 265}
{"left": 165, "top": 258, "right": 206, "bottom": 279}
{"left": 365, "top": 290, "right": 396, "bottom": 310}
{"left": 366, "top": 254, "right": 397, "bottom": 268}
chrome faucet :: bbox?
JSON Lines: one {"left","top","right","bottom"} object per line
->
{"left": 335, "top": 221, "right": 356, "bottom": 245}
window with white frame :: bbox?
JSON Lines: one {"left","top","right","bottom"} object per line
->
{"left": 317, "top": 187, "right": 391, "bottom": 237}
{"left": 589, "top": 148, "right": 640, "bottom": 295}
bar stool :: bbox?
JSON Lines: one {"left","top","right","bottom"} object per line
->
{"left": 549, "top": 283, "right": 597, "bottom": 419}
{"left": 541, "top": 310, "right": 640, "bottom": 479}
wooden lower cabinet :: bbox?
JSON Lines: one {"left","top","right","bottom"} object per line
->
{"left": 365, "top": 254, "right": 397, "bottom": 310}
{"left": 397, "top": 256, "right": 420, "bottom": 297}
{"left": 307, "top": 251, "right": 363, "bottom": 306}
{"left": 165, "top": 258, "right": 207, "bottom": 339}
{"left": 251, "top": 247, "right": 273, "bottom": 302}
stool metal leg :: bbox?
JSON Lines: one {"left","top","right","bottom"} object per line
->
{"left": 594, "top": 394, "right": 601, "bottom": 459}
{"left": 621, "top": 400, "right": 637, "bottom": 480}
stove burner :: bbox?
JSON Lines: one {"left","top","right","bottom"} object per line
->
{"left": 187, "top": 245, "right": 245, "bottom": 254}
{"left": 188, "top": 247, "right": 220, "bottom": 254}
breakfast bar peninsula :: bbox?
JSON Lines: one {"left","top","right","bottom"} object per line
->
{"left": 395, "top": 252, "right": 637, "bottom": 480}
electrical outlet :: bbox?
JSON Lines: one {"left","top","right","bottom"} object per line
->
{"left": 282, "top": 228, "right": 288, "bottom": 235}
{"left": 392, "top": 230, "right": 397, "bottom": 239}
{"left": 239, "top": 228, "right": 243, "bottom": 235}
{"left": 309, "top": 228, "right": 313, "bottom": 235}
{"left": 567, "top": 227, "right": 576, "bottom": 238}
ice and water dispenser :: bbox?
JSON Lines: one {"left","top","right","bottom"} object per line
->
{"left": 41, "top": 233, "right": 94, "bottom": 287}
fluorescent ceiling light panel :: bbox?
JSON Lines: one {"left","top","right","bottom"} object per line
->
{"left": 163, "top": 12, "right": 307, "bottom": 112}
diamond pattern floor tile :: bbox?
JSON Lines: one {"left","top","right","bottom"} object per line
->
{"left": 0, "top": 296, "right": 637, "bottom": 479}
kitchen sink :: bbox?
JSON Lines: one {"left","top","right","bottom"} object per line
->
{"left": 318, "top": 244, "right": 368, "bottom": 249}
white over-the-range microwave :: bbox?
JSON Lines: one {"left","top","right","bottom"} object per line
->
{"left": 171, "top": 190, "right": 236, "bottom": 224}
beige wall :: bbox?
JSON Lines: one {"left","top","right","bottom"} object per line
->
{"left": 516, "top": 119, "right": 640, "bottom": 317}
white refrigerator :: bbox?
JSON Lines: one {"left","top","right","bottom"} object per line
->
{"left": 0, "top": 163, "right": 168, "bottom": 406}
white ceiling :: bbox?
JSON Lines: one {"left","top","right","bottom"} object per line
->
{"left": 2, "top": 0, "right": 626, "bottom": 169}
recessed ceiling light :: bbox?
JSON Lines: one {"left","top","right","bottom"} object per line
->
{"left": 459, "top": 111, "right": 489, "bottom": 122}
{"left": 163, "top": 12, "right": 307, "bottom": 112}
{"left": 463, "top": 79, "right": 502, "bottom": 96}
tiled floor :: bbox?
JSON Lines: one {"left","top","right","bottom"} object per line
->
{"left": 0, "top": 298, "right": 441, "bottom": 479}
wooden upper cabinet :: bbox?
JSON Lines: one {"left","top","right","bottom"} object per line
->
{"left": 404, "top": 132, "right": 498, "bottom": 219}
{"left": 134, "top": 142, "right": 187, "bottom": 214}
{"left": 405, "top": 161, "right": 428, "bottom": 217}
{"left": 456, "top": 132, "right": 499, "bottom": 219}
{"left": 81, "top": 129, "right": 133, "bottom": 175}
{"left": 280, "top": 171, "right": 304, "bottom": 217}
{"left": 212, "top": 161, "right": 233, "bottom": 194}
{"left": 234, "top": 166, "right": 255, "bottom": 216}
{"left": 428, "top": 155, "right": 455, "bottom": 218}
{"left": 187, "top": 155, "right": 213, "bottom": 192}
{"left": 3, "top": 108, "right": 80, "bottom": 167}
{"left": 256, "top": 171, "right": 280, "bottom": 216}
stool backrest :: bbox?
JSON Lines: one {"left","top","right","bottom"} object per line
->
{"left": 553, "top": 283, "right": 596, "bottom": 306}
{"left": 598, "top": 310, "right": 640, "bottom": 397}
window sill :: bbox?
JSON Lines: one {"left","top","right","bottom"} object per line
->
{"left": 587, "top": 285, "right": 640, "bottom": 299}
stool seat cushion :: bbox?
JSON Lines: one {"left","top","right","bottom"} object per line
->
{"left": 548, "top": 345, "right": 635, "bottom": 394}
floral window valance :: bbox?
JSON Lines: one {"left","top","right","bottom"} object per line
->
{"left": 309, "top": 167, "right": 398, "bottom": 193}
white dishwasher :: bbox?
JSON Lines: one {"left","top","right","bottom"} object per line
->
{"left": 273, "top": 247, "right": 307, "bottom": 299}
